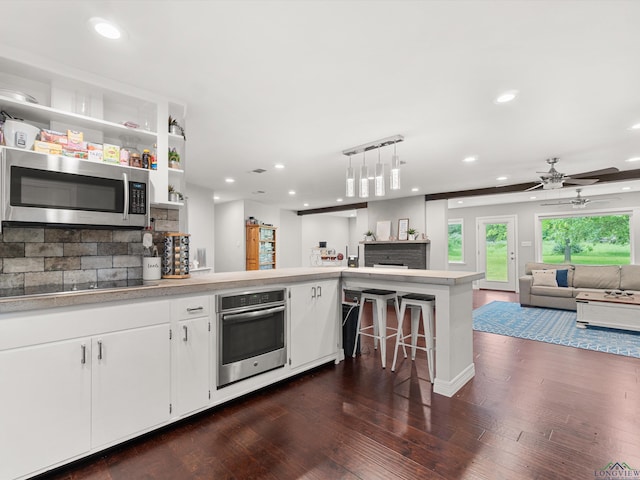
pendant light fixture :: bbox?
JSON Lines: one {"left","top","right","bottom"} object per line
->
{"left": 375, "top": 147, "right": 385, "bottom": 196}
{"left": 342, "top": 134, "right": 404, "bottom": 200}
{"left": 390, "top": 140, "right": 401, "bottom": 190}
{"left": 359, "top": 152, "right": 369, "bottom": 198}
{"left": 345, "top": 156, "right": 355, "bottom": 197}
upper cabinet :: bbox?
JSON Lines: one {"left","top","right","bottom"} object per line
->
{"left": 0, "top": 53, "right": 186, "bottom": 207}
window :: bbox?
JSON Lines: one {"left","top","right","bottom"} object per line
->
{"left": 448, "top": 219, "right": 464, "bottom": 263}
{"left": 538, "top": 212, "right": 631, "bottom": 265}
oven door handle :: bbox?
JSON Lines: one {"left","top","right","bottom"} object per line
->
{"left": 222, "top": 305, "right": 285, "bottom": 324}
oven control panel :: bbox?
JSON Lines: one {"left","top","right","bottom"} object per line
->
{"left": 219, "top": 289, "right": 286, "bottom": 311}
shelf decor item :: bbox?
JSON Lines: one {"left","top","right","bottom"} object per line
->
{"left": 168, "top": 115, "right": 186, "bottom": 140}
{"left": 364, "top": 230, "right": 375, "bottom": 242}
{"left": 162, "top": 232, "right": 190, "bottom": 278}
{"left": 398, "top": 218, "right": 409, "bottom": 241}
{"left": 407, "top": 228, "right": 417, "bottom": 241}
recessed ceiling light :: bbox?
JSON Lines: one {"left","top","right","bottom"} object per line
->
{"left": 529, "top": 196, "right": 537, "bottom": 200}
{"left": 303, "top": 203, "right": 309, "bottom": 207}
{"left": 288, "top": 190, "right": 296, "bottom": 195}
{"left": 496, "top": 176, "right": 508, "bottom": 181}
{"left": 336, "top": 198, "right": 343, "bottom": 202}
{"left": 621, "top": 186, "right": 631, "bottom": 191}
{"left": 213, "top": 195, "right": 220, "bottom": 200}
{"left": 411, "top": 187, "right": 419, "bottom": 192}
{"left": 629, "top": 123, "right": 640, "bottom": 130}
{"left": 626, "top": 157, "right": 640, "bottom": 162}
{"left": 463, "top": 156, "right": 477, "bottom": 163}
{"left": 457, "top": 200, "right": 464, "bottom": 204}
{"left": 88, "top": 17, "right": 122, "bottom": 40}
{"left": 494, "top": 90, "right": 518, "bottom": 104}
{"left": 225, "top": 178, "right": 235, "bottom": 183}
{"left": 274, "top": 163, "right": 285, "bottom": 169}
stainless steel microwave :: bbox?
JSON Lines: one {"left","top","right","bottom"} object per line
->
{"left": 1, "top": 147, "right": 149, "bottom": 230}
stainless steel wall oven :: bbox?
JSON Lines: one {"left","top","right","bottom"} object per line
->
{"left": 216, "top": 289, "right": 286, "bottom": 388}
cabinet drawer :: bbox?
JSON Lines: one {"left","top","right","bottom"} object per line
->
{"left": 172, "top": 295, "right": 211, "bottom": 319}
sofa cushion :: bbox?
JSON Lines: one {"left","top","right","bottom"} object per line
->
{"left": 620, "top": 265, "right": 640, "bottom": 291}
{"left": 532, "top": 269, "right": 558, "bottom": 287}
{"left": 531, "top": 285, "right": 574, "bottom": 298}
{"left": 556, "top": 269, "right": 569, "bottom": 287}
{"left": 524, "top": 262, "right": 574, "bottom": 286}
{"left": 572, "top": 265, "right": 620, "bottom": 289}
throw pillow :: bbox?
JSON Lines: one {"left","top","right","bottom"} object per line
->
{"left": 556, "top": 269, "right": 569, "bottom": 287}
{"left": 532, "top": 269, "right": 558, "bottom": 287}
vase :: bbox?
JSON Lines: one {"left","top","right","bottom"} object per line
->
{"left": 408, "top": 234, "right": 416, "bottom": 241}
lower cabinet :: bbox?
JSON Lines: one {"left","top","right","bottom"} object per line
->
{"left": 289, "top": 279, "right": 339, "bottom": 369}
{"left": 91, "top": 324, "right": 171, "bottom": 448}
{"left": 175, "top": 316, "right": 211, "bottom": 416}
{"left": 0, "top": 338, "right": 91, "bottom": 480}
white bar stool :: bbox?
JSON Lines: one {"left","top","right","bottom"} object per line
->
{"left": 391, "top": 293, "right": 436, "bottom": 380}
{"left": 352, "top": 289, "right": 405, "bottom": 368}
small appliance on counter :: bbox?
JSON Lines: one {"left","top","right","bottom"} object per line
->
{"left": 162, "top": 232, "right": 190, "bottom": 278}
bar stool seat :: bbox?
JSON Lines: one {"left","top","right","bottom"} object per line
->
{"left": 391, "top": 293, "right": 436, "bottom": 380}
{"left": 353, "top": 289, "right": 405, "bottom": 368}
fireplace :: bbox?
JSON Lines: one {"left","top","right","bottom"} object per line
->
{"left": 362, "top": 241, "right": 430, "bottom": 270}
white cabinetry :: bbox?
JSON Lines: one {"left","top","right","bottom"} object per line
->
{"left": 0, "top": 338, "right": 91, "bottom": 480}
{"left": 0, "top": 53, "right": 186, "bottom": 207}
{"left": 289, "top": 279, "right": 340, "bottom": 369}
{"left": 91, "top": 324, "right": 171, "bottom": 448}
{"left": 172, "top": 295, "right": 212, "bottom": 417}
{"left": 0, "top": 297, "right": 171, "bottom": 480}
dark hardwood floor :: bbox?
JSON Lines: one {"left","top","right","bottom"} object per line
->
{"left": 35, "top": 290, "right": 640, "bottom": 480}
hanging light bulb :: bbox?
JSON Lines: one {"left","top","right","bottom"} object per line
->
{"left": 345, "top": 156, "right": 355, "bottom": 197}
{"left": 375, "top": 147, "right": 385, "bottom": 196}
{"left": 390, "top": 141, "right": 401, "bottom": 190}
{"left": 359, "top": 152, "right": 369, "bottom": 198}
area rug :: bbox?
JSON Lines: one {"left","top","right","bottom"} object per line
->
{"left": 473, "top": 301, "right": 640, "bottom": 358}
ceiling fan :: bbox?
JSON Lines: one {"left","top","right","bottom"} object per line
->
{"left": 540, "top": 188, "right": 614, "bottom": 209}
{"left": 525, "top": 158, "right": 619, "bottom": 191}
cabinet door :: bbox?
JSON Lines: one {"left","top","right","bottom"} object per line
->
{"left": 91, "top": 324, "right": 170, "bottom": 448}
{"left": 289, "top": 280, "right": 339, "bottom": 369}
{"left": 176, "top": 317, "right": 210, "bottom": 416}
{"left": 0, "top": 339, "right": 91, "bottom": 480}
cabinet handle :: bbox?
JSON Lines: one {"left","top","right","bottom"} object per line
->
{"left": 317, "top": 285, "right": 322, "bottom": 298}
{"left": 311, "top": 286, "right": 316, "bottom": 299}
{"left": 97, "top": 340, "right": 103, "bottom": 360}
{"left": 183, "top": 325, "right": 188, "bottom": 342}
{"left": 187, "top": 306, "right": 204, "bottom": 313}
{"left": 81, "top": 344, "right": 86, "bottom": 364}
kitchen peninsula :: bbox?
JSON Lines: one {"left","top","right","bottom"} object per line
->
{"left": 0, "top": 266, "right": 482, "bottom": 480}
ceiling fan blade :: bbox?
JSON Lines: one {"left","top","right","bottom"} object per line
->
{"left": 570, "top": 167, "right": 619, "bottom": 178}
{"left": 525, "top": 183, "right": 544, "bottom": 191}
{"left": 540, "top": 201, "right": 572, "bottom": 206}
{"left": 564, "top": 178, "right": 598, "bottom": 185}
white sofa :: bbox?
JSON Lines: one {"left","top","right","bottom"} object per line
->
{"left": 519, "top": 262, "right": 640, "bottom": 311}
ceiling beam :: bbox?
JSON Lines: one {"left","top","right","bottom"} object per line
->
{"left": 424, "top": 169, "right": 640, "bottom": 201}
{"left": 297, "top": 202, "right": 368, "bottom": 216}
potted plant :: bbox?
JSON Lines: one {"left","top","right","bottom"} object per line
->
{"left": 364, "top": 230, "right": 376, "bottom": 242}
{"left": 168, "top": 116, "right": 186, "bottom": 140}
{"left": 168, "top": 184, "right": 182, "bottom": 202}
{"left": 407, "top": 228, "right": 417, "bottom": 241}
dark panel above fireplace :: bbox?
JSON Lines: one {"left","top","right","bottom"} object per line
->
{"left": 363, "top": 241, "right": 430, "bottom": 270}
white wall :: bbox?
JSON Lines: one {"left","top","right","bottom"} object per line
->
{"left": 279, "top": 210, "right": 302, "bottom": 268}
{"left": 300, "top": 215, "right": 350, "bottom": 267}
{"left": 426, "top": 199, "right": 448, "bottom": 270}
{"left": 366, "top": 196, "right": 426, "bottom": 239}
{"left": 214, "top": 200, "right": 245, "bottom": 272}
{"left": 185, "top": 183, "right": 215, "bottom": 270}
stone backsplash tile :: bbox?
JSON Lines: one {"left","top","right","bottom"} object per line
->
{"left": 81, "top": 256, "right": 113, "bottom": 270}
{"left": 45, "top": 257, "right": 81, "bottom": 271}
{"left": 0, "top": 243, "right": 25, "bottom": 258}
{"left": 25, "top": 243, "right": 63, "bottom": 257}
{"left": 0, "top": 207, "right": 178, "bottom": 296}
{"left": 64, "top": 243, "right": 98, "bottom": 256}
{"left": 25, "top": 271, "right": 63, "bottom": 288}
{"left": 3, "top": 257, "right": 44, "bottom": 273}
{"left": 98, "top": 242, "right": 128, "bottom": 255}
{"left": 44, "top": 229, "right": 81, "bottom": 242}
{"left": 3, "top": 228, "right": 45, "bottom": 243}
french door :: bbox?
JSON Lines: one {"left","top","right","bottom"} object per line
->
{"left": 477, "top": 215, "right": 517, "bottom": 291}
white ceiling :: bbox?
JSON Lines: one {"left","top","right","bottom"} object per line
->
{"left": 2, "top": 1, "right": 640, "bottom": 211}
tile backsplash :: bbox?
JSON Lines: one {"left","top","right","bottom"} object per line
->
{"left": 0, "top": 207, "right": 180, "bottom": 296}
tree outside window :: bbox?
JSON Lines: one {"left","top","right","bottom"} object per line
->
{"left": 448, "top": 219, "right": 464, "bottom": 263}
{"left": 540, "top": 214, "right": 631, "bottom": 265}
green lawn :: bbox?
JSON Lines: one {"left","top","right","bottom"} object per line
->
{"left": 486, "top": 241, "right": 507, "bottom": 281}
{"left": 542, "top": 242, "right": 630, "bottom": 265}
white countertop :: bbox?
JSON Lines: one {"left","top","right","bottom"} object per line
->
{"left": 0, "top": 267, "right": 483, "bottom": 314}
